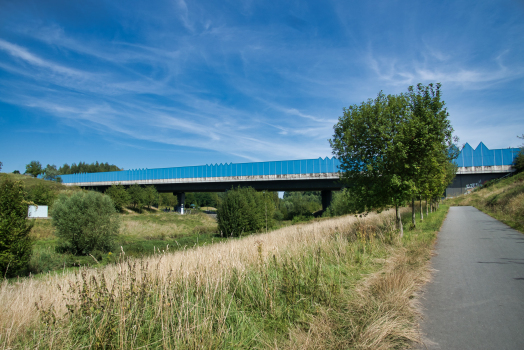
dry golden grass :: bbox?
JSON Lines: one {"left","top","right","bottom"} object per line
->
{"left": 0, "top": 212, "right": 387, "bottom": 345}
{"left": 0, "top": 205, "right": 442, "bottom": 349}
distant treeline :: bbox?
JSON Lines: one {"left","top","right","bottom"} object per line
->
{"left": 58, "top": 162, "right": 122, "bottom": 175}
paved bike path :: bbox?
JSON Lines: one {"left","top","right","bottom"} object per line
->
{"left": 417, "top": 206, "right": 524, "bottom": 350}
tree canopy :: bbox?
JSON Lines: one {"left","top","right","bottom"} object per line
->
{"left": 330, "top": 83, "right": 457, "bottom": 236}
{"left": 25, "top": 161, "right": 43, "bottom": 178}
{"left": 58, "top": 161, "right": 122, "bottom": 174}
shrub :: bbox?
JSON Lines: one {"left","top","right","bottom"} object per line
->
{"left": 105, "top": 184, "right": 130, "bottom": 212}
{"left": 27, "top": 183, "right": 56, "bottom": 207}
{"left": 52, "top": 191, "right": 120, "bottom": 255}
{"left": 0, "top": 179, "right": 33, "bottom": 277}
{"left": 514, "top": 149, "right": 524, "bottom": 173}
{"left": 217, "top": 187, "right": 274, "bottom": 237}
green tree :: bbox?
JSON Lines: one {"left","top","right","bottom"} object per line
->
{"left": 58, "top": 162, "right": 122, "bottom": 175}
{"left": 331, "top": 91, "right": 415, "bottom": 236}
{"left": 52, "top": 191, "right": 120, "bottom": 255}
{"left": 0, "top": 179, "right": 34, "bottom": 277}
{"left": 159, "top": 193, "right": 177, "bottom": 209}
{"left": 514, "top": 134, "right": 524, "bottom": 173}
{"left": 217, "top": 187, "right": 274, "bottom": 237}
{"left": 331, "top": 85, "right": 457, "bottom": 236}
{"left": 127, "top": 184, "right": 145, "bottom": 212}
{"left": 13, "top": 170, "right": 20, "bottom": 174}
{"left": 105, "top": 184, "right": 130, "bottom": 212}
{"left": 25, "top": 161, "right": 43, "bottom": 178}
{"left": 143, "top": 186, "right": 158, "bottom": 209}
{"left": 405, "top": 83, "right": 457, "bottom": 226}
{"left": 43, "top": 164, "right": 62, "bottom": 182}
{"left": 185, "top": 192, "right": 198, "bottom": 208}
{"left": 0, "top": 161, "right": 2, "bottom": 172}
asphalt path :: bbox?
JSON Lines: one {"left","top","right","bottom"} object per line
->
{"left": 417, "top": 206, "right": 524, "bottom": 350}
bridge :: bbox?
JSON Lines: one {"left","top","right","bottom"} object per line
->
{"left": 59, "top": 142, "right": 520, "bottom": 211}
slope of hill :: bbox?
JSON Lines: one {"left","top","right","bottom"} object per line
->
{"left": 0, "top": 172, "right": 76, "bottom": 192}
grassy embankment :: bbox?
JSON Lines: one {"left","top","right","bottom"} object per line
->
{"left": 0, "top": 173, "right": 223, "bottom": 275}
{"left": 1, "top": 203, "right": 447, "bottom": 349}
{"left": 448, "top": 171, "right": 524, "bottom": 233}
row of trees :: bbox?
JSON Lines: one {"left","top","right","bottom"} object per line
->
{"left": 22, "top": 161, "right": 122, "bottom": 180}
{"left": 330, "top": 83, "right": 458, "bottom": 236}
{"left": 105, "top": 184, "right": 177, "bottom": 212}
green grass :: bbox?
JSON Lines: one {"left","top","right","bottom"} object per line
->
{"left": 0, "top": 172, "right": 79, "bottom": 192}
{"left": 27, "top": 210, "right": 224, "bottom": 276}
{"left": 12, "top": 205, "right": 448, "bottom": 349}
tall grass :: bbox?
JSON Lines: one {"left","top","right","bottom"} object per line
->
{"left": 1, "top": 206, "right": 446, "bottom": 349}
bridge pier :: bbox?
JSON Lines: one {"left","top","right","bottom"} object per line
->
{"left": 321, "top": 190, "right": 332, "bottom": 212}
{"left": 174, "top": 192, "right": 185, "bottom": 214}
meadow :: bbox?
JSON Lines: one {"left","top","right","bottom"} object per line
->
{"left": 1, "top": 204, "right": 447, "bottom": 349}
{"left": 29, "top": 210, "right": 223, "bottom": 274}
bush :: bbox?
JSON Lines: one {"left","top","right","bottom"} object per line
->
{"left": 0, "top": 179, "right": 33, "bottom": 277}
{"left": 325, "top": 189, "right": 358, "bottom": 217}
{"left": 514, "top": 149, "right": 524, "bottom": 173}
{"left": 27, "top": 183, "right": 56, "bottom": 207}
{"left": 105, "top": 184, "right": 130, "bottom": 212}
{"left": 52, "top": 191, "right": 120, "bottom": 255}
{"left": 217, "top": 187, "right": 274, "bottom": 237}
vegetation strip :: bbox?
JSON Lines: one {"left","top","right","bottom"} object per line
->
{"left": 1, "top": 204, "right": 447, "bottom": 349}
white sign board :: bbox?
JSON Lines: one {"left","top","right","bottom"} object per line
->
{"left": 28, "top": 205, "right": 48, "bottom": 218}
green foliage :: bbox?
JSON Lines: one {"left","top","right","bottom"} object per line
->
{"left": 0, "top": 179, "right": 33, "bottom": 277}
{"left": 159, "top": 193, "right": 177, "bottom": 208}
{"left": 143, "top": 186, "right": 158, "bottom": 209}
{"left": 514, "top": 134, "right": 524, "bottom": 173}
{"left": 105, "top": 184, "right": 130, "bottom": 212}
{"left": 26, "top": 183, "right": 57, "bottom": 206}
{"left": 194, "top": 192, "right": 220, "bottom": 208}
{"left": 25, "top": 160, "right": 43, "bottom": 178}
{"left": 0, "top": 161, "right": 2, "bottom": 171}
{"left": 280, "top": 191, "right": 321, "bottom": 220}
{"left": 330, "top": 84, "right": 457, "bottom": 233}
{"left": 514, "top": 149, "right": 524, "bottom": 173}
{"left": 13, "top": 170, "right": 20, "bottom": 174}
{"left": 42, "top": 164, "right": 62, "bottom": 182}
{"left": 127, "top": 184, "right": 145, "bottom": 211}
{"left": 324, "top": 189, "right": 357, "bottom": 217}
{"left": 217, "top": 187, "right": 275, "bottom": 237}
{"left": 58, "top": 161, "right": 122, "bottom": 175}
{"left": 52, "top": 191, "right": 120, "bottom": 255}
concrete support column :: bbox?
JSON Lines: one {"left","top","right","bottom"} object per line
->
{"left": 175, "top": 192, "right": 185, "bottom": 214}
{"left": 321, "top": 190, "right": 332, "bottom": 212}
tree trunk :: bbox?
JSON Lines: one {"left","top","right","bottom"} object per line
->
{"left": 426, "top": 198, "right": 429, "bottom": 216}
{"left": 412, "top": 198, "right": 416, "bottom": 227}
{"left": 420, "top": 197, "right": 423, "bottom": 221}
{"left": 396, "top": 205, "right": 403, "bottom": 238}
{"left": 430, "top": 198, "right": 433, "bottom": 213}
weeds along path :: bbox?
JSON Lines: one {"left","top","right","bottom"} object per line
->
{"left": 0, "top": 207, "right": 444, "bottom": 349}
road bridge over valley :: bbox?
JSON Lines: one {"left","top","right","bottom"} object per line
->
{"left": 58, "top": 142, "right": 520, "bottom": 212}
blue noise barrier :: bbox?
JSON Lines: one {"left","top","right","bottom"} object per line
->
{"left": 56, "top": 143, "right": 520, "bottom": 184}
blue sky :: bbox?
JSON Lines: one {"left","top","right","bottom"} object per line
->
{"left": 1, "top": 0, "right": 523, "bottom": 173}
